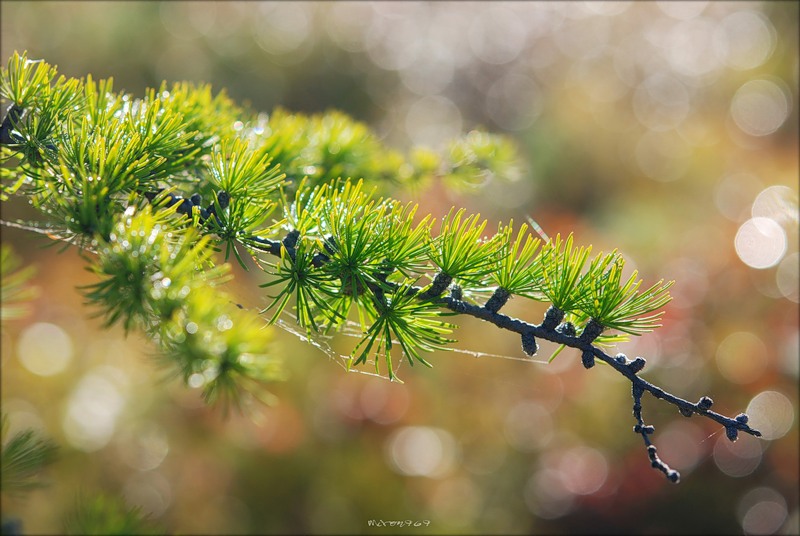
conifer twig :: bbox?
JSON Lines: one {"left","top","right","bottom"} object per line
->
{"left": 0, "top": 51, "right": 763, "bottom": 484}
{"left": 249, "top": 228, "right": 761, "bottom": 483}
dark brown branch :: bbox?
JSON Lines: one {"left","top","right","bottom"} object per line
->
{"left": 245, "top": 227, "right": 762, "bottom": 483}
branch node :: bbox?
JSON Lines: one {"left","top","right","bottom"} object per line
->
{"left": 579, "top": 318, "right": 605, "bottom": 343}
{"left": 420, "top": 272, "right": 452, "bottom": 299}
{"left": 725, "top": 426, "right": 739, "bottom": 442}
{"left": 697, "top": 396, "right": 714, "bottom": 410}
{"left": 679, "top": 407, "right": 694, "bottom": 417}
{"left": 0, "top": 103, "right": 25, "bottom": 145}
{"left": 613, "top": 353, "right": 627, "bottom": 365}
{"left": 627, "top": 357, "right": 646, "bottom": 373}
{"left": 216, "top": 190, "right": 230, "bottom": 210}
{"left": 484, "top": 287, "right": 511, "bottom": 313}
{"left": 323, "top": 235, "right": 337, "bottom": 255}
{"left": 282, "top": 229, "right": 300, "bottom": 250}
{"left": 521, "top": 331, "right": 538, "bottom": 357}
{"left": 542, "top": 305, "right": 564, "bottom": 330}
{"left": 449, "top": 285, "right": 463, "bottom": 301}
{"left": 581, "top": 349, "right": 595, "bottom": 369}
{"left": 556, "top": 322, "right": 577, "bottom": 337}
{"left": 735, "top": 413, "right": 749, "bottom": 424}
{"left": 634, "top": 424, "right": 655, "bottom": 435}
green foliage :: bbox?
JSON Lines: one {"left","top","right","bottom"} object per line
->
{"left": 537, "top": 233, "right": 593, "bottom": 313}
{"left": 316, "top": 180, "right": 389, "bottom": 305}
{"left": 350, "top": 283, "right": 456, "bottom": 381}
{"left": 0, "top": 415, "right": 58, "bottom": 497}
{"left": 0, "top": 245, "right": 38, "bottom": 321}
{"left": 82, "top": 205, "right": 227, "bottom": 332}
{"left": 378, "top": 201, "right": 433, "bottom": 278}
{"left": 1, "top": 49, "right": 674, "bottom": 401}
{"left": 489, "top": 221, "right": 544, "bottom": 298}
{"left": 260, "top": 236, "right": 340, "bottom": 331}
{"left": 577, "top": 250, "right": 674, "bottom": 335}
{"left": 428, "top": 208, "right": 501, "bottom": 284}
{"left": 0, "top": 54, "right": 57, "bottom": 108}
{"left": 64, "top": 493, "right": 164, "bottom": 536}
{"left": 445, "top": 130, "right": 522, "bottom": 189}
{"left": 82, "top": 206, "right": 283, "bottom": 410}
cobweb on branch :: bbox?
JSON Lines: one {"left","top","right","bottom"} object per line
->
{"left": 1, "top": 219, "right": 556, "bottom": 379}
{"left": 0, "top": 219, "right": 98, "bottom": 253}
{"left": 269, "top": 309, "right": 554, "bottom": 384}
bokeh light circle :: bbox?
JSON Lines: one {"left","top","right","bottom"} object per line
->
{"left": 714, "top": 172, "right": 764, "bottom": 222}
{"left": 635, "top": 130, "right": 691, "bottom": 182}
{"left": 657, "top": 1, "right": 708, "bottom": 20}
{"left": 524, "top": 468, "right": 574, "bottom": 519}
{"left": 405, "top": 95, "right": 463, "bottom": 146}
{"left": 730, "top": 79, "right": 792, "bottom": 137}
{"left": 62, "top": 367, "right": 128, "bottom": 451}
{"left": 738, "top": 487, "right": 788, "bottom": 535}
{"left": 715, "top": 10, "right": 777, "bottom": 71}
{"left": 745, "top": 391, "right": 794, "bottom": 441}
{"left": 653, "top": 421, "right": 705, "bottom": 474}
{"left": 751, "top": 185, "right": 799, "bottom": 226}
{"left": 385, "top": 426, "right": 458, "bottom": 478}
{"left": 558, "top": 446, "right": 609, "bottom": 496}
{"left": 713, "top": 433, "right": 763, "bottom": 478}
{"left": 776, "top": 253, "right": 800, "bottom": 303}
{"left": 468, "top": 6, "right": 528, "bottom": 65}
{"left": 486, "top": 72, "right": 543, "bottom": 131}
{"left": 734, "top": 217, "right": 787, "bottom": 269}
{"left": 17, "top": 322, "right": 73, "bottom": 376}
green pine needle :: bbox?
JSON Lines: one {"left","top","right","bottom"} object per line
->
{"left": 490, "top": 220, "right": 545, "bottom": 298}
{"left": 0, "top": 51, "right": 58, "bottom": 107}
{"left": 350, "top": 283, "right": 456, "bottom": 381}
{"left": 64, "top": 493, "right": 164, "bottom": 535}
{"left": 1, "top": 415, "right": 58, "bottom": 497}
{"left": 578, "top": 251, "right": 674, "bottom": 335}
{"left": 428, "top": 207, "right": 500, "bottom": 284}
{"left": 0, "top": 245, "right": 38, "bottom": 321}
{"left": 260, "top": 236, "right": 342, "bottom": 332}
{"left": 538, "top": 233, "right": 592, "bottom": 313}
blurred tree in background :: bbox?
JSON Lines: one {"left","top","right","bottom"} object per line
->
{"left": 1, "top": 2, "right": 797, "bottom": 535}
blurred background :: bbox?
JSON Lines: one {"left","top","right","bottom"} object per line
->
{"left": 1, "top": 1, "right": 798, "bottom": 534}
